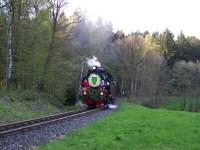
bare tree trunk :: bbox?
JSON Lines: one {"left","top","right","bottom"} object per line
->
{"left": 120, "top": 77, "right": 124, "bottom": 96}
{"left": 6, "top": 3, "right": 13, "bottom": 88}
{"left": 134, "top": 77, "right": 137, "bottom": 97}
{"left": 131, "top": 78, "right": 134, "bottom": 96}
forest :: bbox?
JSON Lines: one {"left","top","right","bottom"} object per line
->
{"left": 1, "top": 0, "right": 200, "bottom": 110}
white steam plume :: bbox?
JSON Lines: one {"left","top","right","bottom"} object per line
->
{"left": 87, "top": 56, "right": 101, "bottom": 67}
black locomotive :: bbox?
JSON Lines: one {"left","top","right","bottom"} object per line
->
{"left": 80, "top": 66, "right": 114, "bottom": 108}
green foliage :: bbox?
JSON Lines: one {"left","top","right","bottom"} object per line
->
{"left": 1, "top": 2, "right": 80, "bottom": 103}
{"left": 20, "top": 90, "right": 40, "bottom": 101}
{"left": 39, "top": 103, "right": 200, "bottom": 150}
{"left": 160, "top": 29, "right": 176, "bottom": 56}
{"left": 163, "top": 97, "right": 200, "bottom": 112}
{"left": 169, "top": 61, "right": 200, "bottom": 96}
{"left": 2, "top": 0, "right": 200, "bottom": 108}
{"left": 0, "top": 13, "right": 7, "bottom": 87}
{"left": 13, "top": 10, "right": 52, "bottom": 90}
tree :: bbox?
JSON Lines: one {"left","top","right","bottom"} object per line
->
{"left": 0, "top": 12, "right": 7, "bottom": 88}
{"left": 117, "top": 34, "right": 145, "bottom": 97}
{"left": 42, "top": 0, "right": 81, "bottom": 90}
{"left": 159, "top": 29, "right": 177, "bottom": 66}
{"left": 175, "top": 31, "right": 191, "bottom": 61}
{"left": 43, "top": 0, "right": 68, "bottom": 74}
{"left": 1, "top": 0, "right": 14, "bottom": 88}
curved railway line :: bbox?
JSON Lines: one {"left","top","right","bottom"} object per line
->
{"left": 0, "top": 108, "right": 101, "bottom": 137}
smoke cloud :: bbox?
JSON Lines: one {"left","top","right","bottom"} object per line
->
{"left": 87, "top": 56, "right": 101, "bottom": 67}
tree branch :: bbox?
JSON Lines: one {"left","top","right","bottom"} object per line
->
{"left": 0, "top": 1, "right": 9, "bottom": 9}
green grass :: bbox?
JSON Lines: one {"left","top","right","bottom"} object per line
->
{"left": 0, "top": 91, "right": 60, "bottom": 123}
{"left": 39, "top": 103, "right": 200, "bottom": 150}
{"left": 0, "top": 90, "right": 84, "bottom": 123}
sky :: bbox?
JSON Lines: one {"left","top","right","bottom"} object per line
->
{"left": 67, "top": 0, "right": 200, "bottom": 37}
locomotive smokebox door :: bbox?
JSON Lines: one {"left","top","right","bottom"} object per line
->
{"left": 92, "top": 77, "right": 97, "bottom": 85}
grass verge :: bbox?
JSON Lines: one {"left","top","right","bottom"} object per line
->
{"left": 39, "top": 103, "right": 200, "bottom": 150}
{"left": 0, "top": 90, "right": 82, "bottom": 123}
{"left": 0, "top": 90, "right": 60, "bottom": 123}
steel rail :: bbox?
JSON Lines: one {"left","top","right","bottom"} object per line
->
{"left": 0, "top": 108, "right": 101, "bottom": 136}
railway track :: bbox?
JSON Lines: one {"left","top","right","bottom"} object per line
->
{"left": 0, "top": 108, "right": 101, "bottom": 137}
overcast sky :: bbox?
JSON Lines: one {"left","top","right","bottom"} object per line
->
{"left": 67, "top": 0, "right": 200, "bottom": 37}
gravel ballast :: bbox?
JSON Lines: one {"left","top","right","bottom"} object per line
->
{"left": 0, "top": 108, "right": 117, "bottom": 150}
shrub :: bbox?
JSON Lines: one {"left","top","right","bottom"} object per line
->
{"left": 20, "top": 90, "right": 40, "bottom": 101}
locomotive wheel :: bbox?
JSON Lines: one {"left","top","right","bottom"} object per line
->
{"left": 87, "top": 105, "right": 96, "bottom": 110}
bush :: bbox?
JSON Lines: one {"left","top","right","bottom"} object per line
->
{"left": 162, "top": 97, "right": 200, "bottom": 112}
{"left": 170, "top": 61, "right": 200, "bottom": 96}
{"left": 20, "top": 90, "right": 40, "bottom": 101}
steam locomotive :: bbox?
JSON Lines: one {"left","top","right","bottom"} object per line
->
{"left": 80, "top": 66, "right": 114, "bottom": 108}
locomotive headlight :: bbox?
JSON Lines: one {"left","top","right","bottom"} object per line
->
{"left": 100, "top": 92, "right": 103, "bottom": 96}
{"left": 92, "top": 66, "right": 96, "bottom": 70}
{"left": 83, "top": 91, "right": 87, "bottom": 95}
